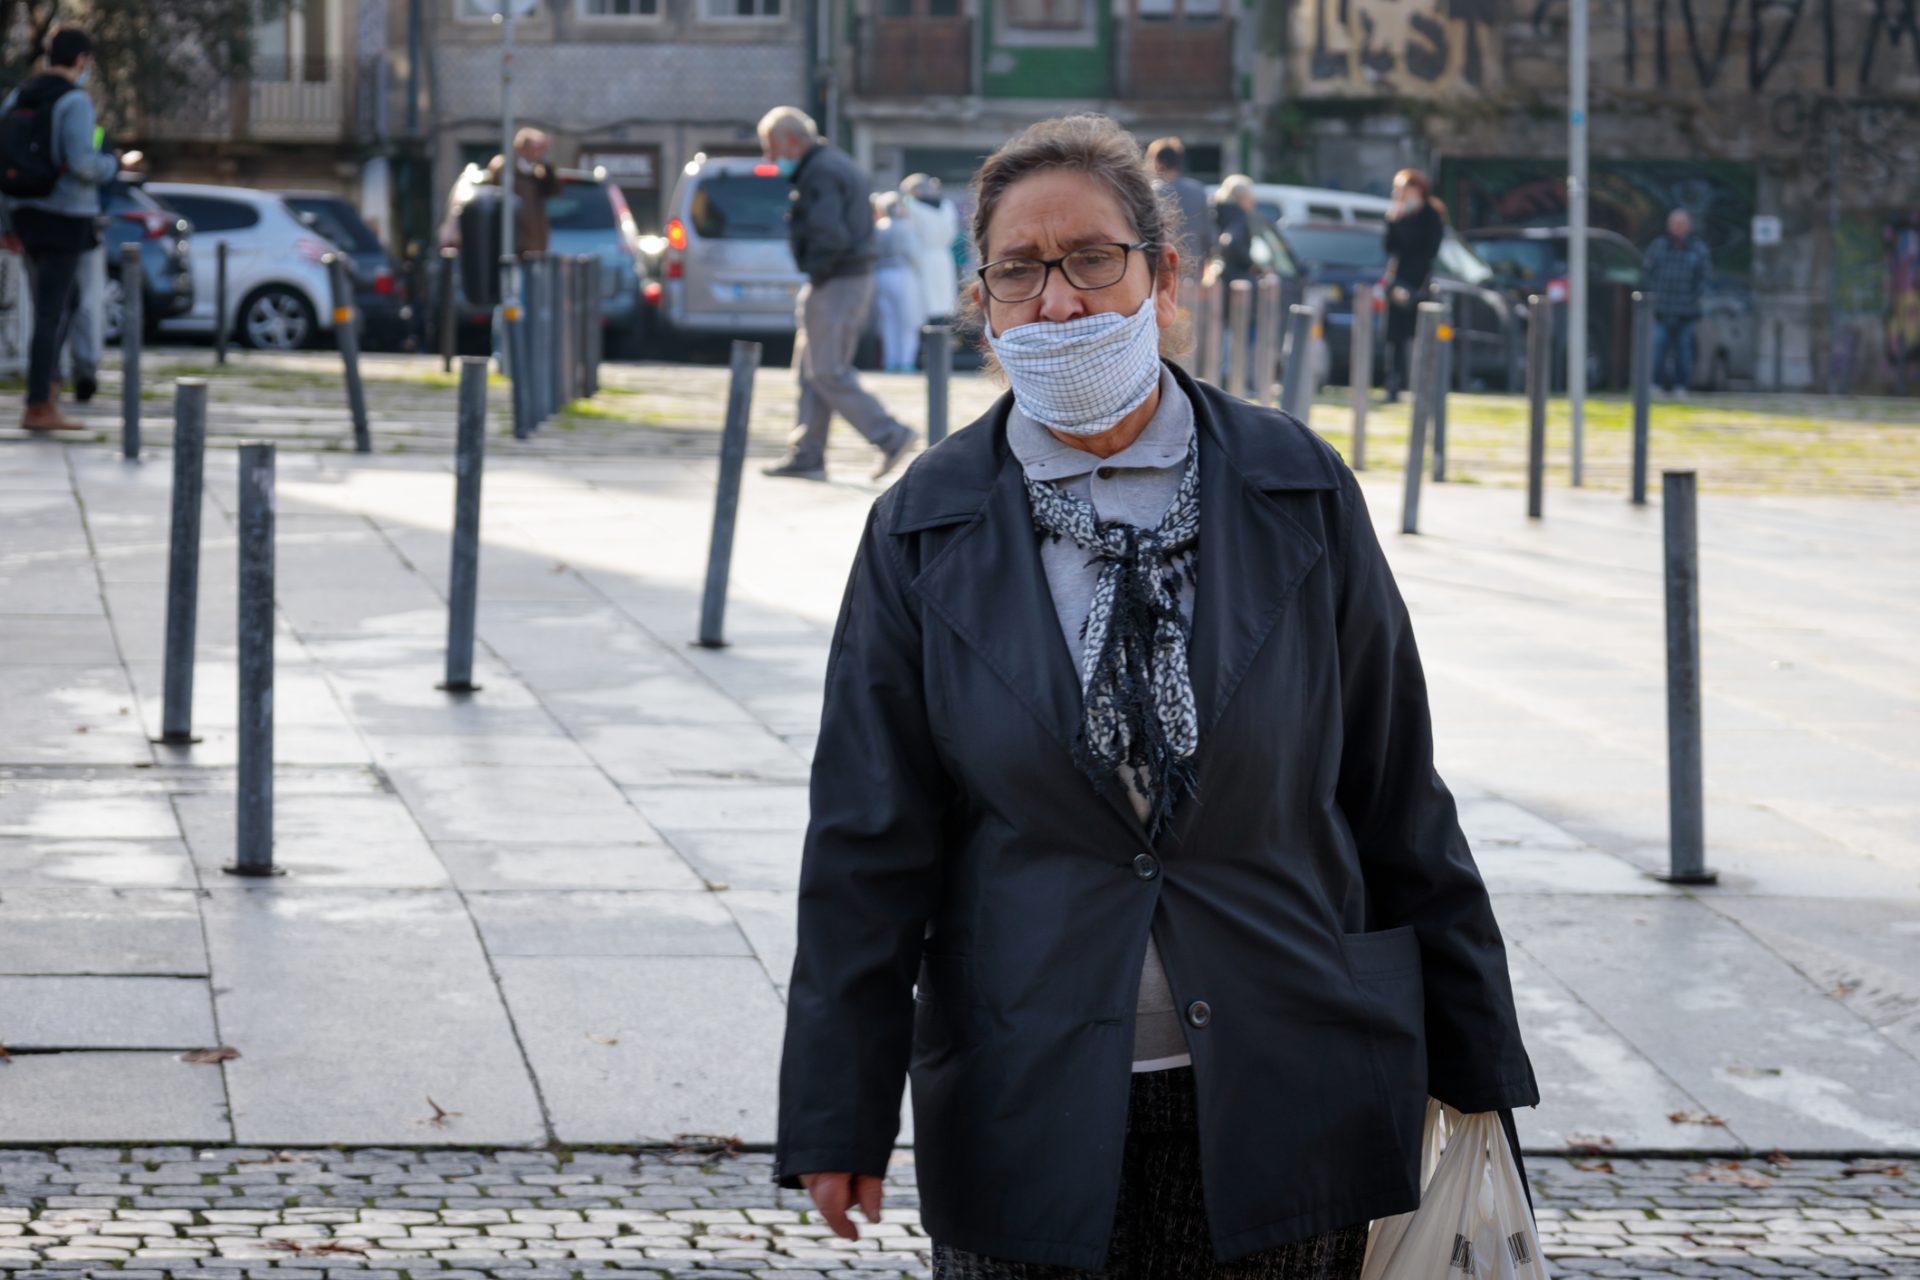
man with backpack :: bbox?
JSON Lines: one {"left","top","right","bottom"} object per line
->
{"left": 0, "top": 25, "right": 120, "bottom": 431}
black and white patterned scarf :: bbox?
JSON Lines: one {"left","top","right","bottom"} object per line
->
{"left": 1025, "top": 447, "right": 1201, "bottom": 838}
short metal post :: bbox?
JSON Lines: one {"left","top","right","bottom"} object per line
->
{"left": 1432, "top": 295, "right": 1453, "bottom": 483}
{"left": 120, "top": 242, "right": 142, "bottom": 459}
{"left": 157, "top": 380, "right": 207, "bottom": 746}
{"left": 1772, "top": 318, "right": 1784, "bottom": 391}
{"left": 326, "top": 255, "right": 371, "bottom": 453}
{"left": 1226, "top": 280, "right": 1253, "bottom": 398}
{"left": 502, "top": 258, "right": 532, "bottom": 440}
{"left": 1253, "top": 275, "right": 1282, "bottom": 406}
{"left": 1197, "top": 279, "right": 1223, "bottom": 385}
{"left": 1401, "top": 302, "right": 1442, "bottom": 535}
{"left": 557, "top": 255, "right": 576, "bottom": 409}
{"left": 528, "top": 253, "right": 552, "bottom": 424}
{"left": 586, "top": 257, "right": 603, "bottom": 395}
{"left": 1527, "top": 296, "right": 1552, "bottom": 520}
{"left": 1631, "top": 291, "right": 1652, "bottom": 506}
{"left": 227, "top": 443, "right": 280, "bottom": 877}
{"left": 923, "top": 323, "right": 951, "bottom": 445}
{"left": 214, "top": 241, "right": 229, "bottom": 366}
{"left": 1350, "top": 283, "right": 1373, "bottom": 470}
{"left": 698, "top": 340, "right": 761, "bottom": 649}
{"left": 1660, "top": 470, "right": 1716, "bottom": 885}
{"left": 440, "top": 247, "right": 459, "bottom": 374}
{"left": 1282, "top": 303, "right": 1315, "bottom": 421}
{"left": 441, "top": 358, "right": 488, "bottom": 694}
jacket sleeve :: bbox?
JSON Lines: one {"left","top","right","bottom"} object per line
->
{"left": 1332, "top": 474, "right": 1539, "bottom": 1115}
{"left": 794, "top": 165, "right": 856, "bottom": 278}
{"left": 57, "top": 94, "right": 116, "bottom": 186}
{"left": 774, "top": 504, "right": 949, "bottom": 1186}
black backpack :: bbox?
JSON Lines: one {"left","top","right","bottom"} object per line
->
{"left": 0, "top": 79, "right": 75, "bottom": 200}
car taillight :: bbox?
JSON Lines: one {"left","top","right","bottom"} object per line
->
{"left": 642, "top": 280, "right": 663, "bottom": 306}
{"left": 753, "top": 163, "right": 780, "bottom": 178}
{"left": 373, "top": 270, "right": 395, "bottom": 296}
{"left": 1546, "top": 276, "right": 1570, "bottom": 303}
{"left": 665, "top": 218, "right": 687, "bottom": 251}
{"left": 117, "top": 211, "right": 170, "bottom": 240}
{"left": 295, "top": 238, "right": 331, "bottom": 264}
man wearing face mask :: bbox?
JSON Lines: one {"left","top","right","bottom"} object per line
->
{"left": 0, "top": 24, "right": 120, "bottom": 432}
{"left": 757, "top": 106, "right": 916, "bottom": 482}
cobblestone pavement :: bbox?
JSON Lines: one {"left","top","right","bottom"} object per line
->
{"left": 2, "top": 1150, "right": 1917, "bottom": 1279}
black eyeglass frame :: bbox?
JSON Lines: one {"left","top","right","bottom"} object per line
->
{"left": 976, "top": 241, "right": 1158, "bottom": 304}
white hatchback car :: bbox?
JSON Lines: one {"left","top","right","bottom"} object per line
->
{"left": 145, "top": 183, "right": 341, "bottom": 350}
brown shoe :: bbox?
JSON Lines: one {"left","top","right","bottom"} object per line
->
{"left": 21, "top": 401, "right": 85, "bottom": 431}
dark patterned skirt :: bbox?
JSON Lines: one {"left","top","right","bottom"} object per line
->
{"left": 931, "top": 1067, "right": 1370, "bottom": 1280}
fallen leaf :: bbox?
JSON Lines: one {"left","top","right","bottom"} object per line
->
{"left": 1668, "top": 1110, "right": 1728, "bottom": 1126}
{"left": 671, "top": 1133, "right": 742, "bottom": 1158}
{"left": 1830, "top": 980, "right": 1861, "bottom": 999}
{"left": 1565, "top": 1135, "right": 1616, "bottom": 1155}
{"left": 1570, "top": 1160, "right": 1615, "bottom": 1174}
{"left": 118, "top": 707, "right": 129, "bottom": 715}
{"left": 423, "top": 1096, "right": 462, "bottom": 1128}
{"left": 74, "top": 725, "right": 89, "bottom": 734}
{"left": 0, "top": 1042, "right": 10, "bottom": 1063}
{"left": 1763, "top": 1149, "right": 1794, "bottom": 1166}
{"left": 1841, "top": 1161, "right": 1907, "bottom": 1178}
{"left": 1726, "top": 1065, "right": 1783, "bottom": 1079}
{"left": 181, "top": 1046, "right": 241, "bottom": 1064}
{"left": 552, "top": 562, "right": 570, "bottom": 574}
{"left": 587, "top": 1033, "right": 619, "bottom": 1046}
{"left": 1688, "top": 1163, "right": 1775, "bottom": 1188}
{"left": 704, "top": 879, "right": 731, "bottom": 892}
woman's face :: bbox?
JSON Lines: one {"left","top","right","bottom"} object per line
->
{"left": 973, "top": 169, "right": 1179, "bottom": 335}
{"left": 1394, "top": 178, "right": 1423, "bottom": 208}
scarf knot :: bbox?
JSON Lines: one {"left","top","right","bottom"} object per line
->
{"left": 1025, "top": 447, "right": 1201, "bottom": 838}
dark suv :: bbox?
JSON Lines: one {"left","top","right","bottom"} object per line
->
{"left": 102, "top": 176, "right": 193, "bottom": 343}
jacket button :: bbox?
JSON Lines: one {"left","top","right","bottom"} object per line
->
{"left": 1133, "top": 853, "right": 1159, "bottom": 880}
{"left": 1096, "top": 466, "right": 1117, "bottom": 480}
{"left": 1186, "top": 1000, "right": 1212, "bottom": 1028}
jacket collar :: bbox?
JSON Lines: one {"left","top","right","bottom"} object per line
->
{"left": 897, "top": 362, "right": 1337, "bottom": 851}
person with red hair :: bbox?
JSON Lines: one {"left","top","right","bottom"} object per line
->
{"left": 1380, "top": 169, "right": 1447, "bottom": 403}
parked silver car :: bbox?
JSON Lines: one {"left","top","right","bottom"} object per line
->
{"left": 655, "top": 153, "right": 805, "bottom": 349}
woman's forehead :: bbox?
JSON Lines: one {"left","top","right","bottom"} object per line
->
{"left": 987, "top": 171, "right": 1135, "bottom": 258}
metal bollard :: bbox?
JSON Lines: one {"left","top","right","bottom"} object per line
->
{"left": 923, "top": 323, "right": 952, "bottom": 445}
{"left": 227, "top": 443, "right": 280, "bottom": 877}
{"left": 558, "top": 255, "right": 577, "bottom": 409}
{"left": 1660, "top": 470, "right": 1717, "bottom": 885}
{"left": 1197, "top": 279, "right": 1223, "bottom": 385}
{"left": 1350, "top": 283, "right": 1374, "bottom": 470}
{"left": 441, "top": 359, "right": 489, "bottom": 694}
{"left": 440, "top": 247, "right": 459, "bottom": 374}
{"left": 1226, "top": 280, "right": 1253, "bottom": 398}
{"left": 1631, "top": 291, "right": 1652, "bottom": 506}
{"left": 1253, "top": 275, "right": 1282, "bottom": 406}
{"left": 1281, "top": 303, "right": 1316, "bottom": 422}
{"left": 1772, "top": 318, "right": 1785, "bottom": 392}
{"left": 120, "top": 242, "right": 142, "bottom": 459}
{"left": 325, "top": 255, "right": 372, "bottom": 453}
{"left": 1172, "top": 276, "right": 1197, "bottom": 373}
{"left": 501, "top": 258, "right": 533, "bottom": 441}
{"left": 1526, "top": 295, "right": 1553, "bottom": 520}
{"left": 586, "top": 257, "right": 604, "bottom": 395}
{"left": 1401, "top": 302, "right": 1443, "bottom": 535}
{"left": 1432, "top": 295, "right": 1454, "bottom": 483}
{"left": 214, "top": 241, "right": 229, "bottom": 366}
{"left": 698, "top": 340, "right": 762, "bottom": 649}
{"left": 581, "top": 255, "right": 597, "bottom": 396}
{"left": 157, "top": 380, "right": 208, "bottom": 746}
{"left": 527, "top": 253, "right": 552, "bottom": 424}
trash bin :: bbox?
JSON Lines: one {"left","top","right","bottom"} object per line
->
{"left": 456, "top": 189, "right": 503, "bottom": 311}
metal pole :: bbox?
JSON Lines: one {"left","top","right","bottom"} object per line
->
{"left": 1282, "top": 303, "right": 1315, "bottom": 421}
{"left": 1432, "top": 294, "right": 1453, "bottom": 482}
{"left": 1660, "top": 470, "right": 1716, "bottom": 885}
{"left": 528, "top": 252, "right": 551, "bottom": 423}
{"left": 1568, "top": 0, "right": 1590, "bottom": 487}
{"left": 326, "top": 255, "right": 372, "bottom": 453}
{"left": 442, "top": 358, "right": 488, "bottom": 694}
{"left": 1825, "top": 119, "right": 1840, "bottom": 396}
{"left": 498, "top": 10, "right": 516, "bottom": 268}
{"left": 440, "top": 247, "right": 459, "bottom": 374}
{"left": 1253, "top": 275, "right": 1282, "bottom": 406}
{"left": 1631, "top": 291, "right": 1651, "bottom": 506}
{"left": 698, "top": 340, "right": 762, "bottom": 649}
{"left": 1226, "top": 280, "right": 1253, "bottom": 398}
{"left": 1772, "top": 318, "right": 1784, "bottom": 391}
{"left": 923, "top": 323, "right": 951, "bottom": 445}
{"left": 586, "top": 256, "right": 603, "bottom": 395}
{"left": 227, "top": 443, "right": 280, "bottom": 877}
{"left": 575, "top": 255, "right": 592, "bottom": 399}
{"left": 556, "top": 255, "right": 575, "bottom": 409}
{"left": 214, "top": 241, "right": 229, "bottom": 366}
{"left": 119, "top": 242, "right": 142, "bottom": 459}
{"left": 1401, "top": 302, "right": 1442, "bottom": 535}
{"left": 502, "top": 258, "right": 532, "bottom": 440}
{"left": 1527, "top": 296, "right": 1552, "bottom": 520}
{"left": 157, "top": 380, "right": 207, "bottom": 746}
{"left": 1197, "top": 279, "right": 1223, "bottom": 385}
{"left": 1350, "top": 282, "right": 1373, "bottom": 471}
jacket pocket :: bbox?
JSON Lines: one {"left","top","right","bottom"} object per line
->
{"left": 911, "top": 953, "right": 976, "bottom": 1069}
{"left": 1340, "top": 924, "right": 1422, "bottom": 979}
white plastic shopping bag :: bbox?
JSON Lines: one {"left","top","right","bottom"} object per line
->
{"left": 1362, "top": 1108, "right": 1548, "bottom": 1280}
{"left": 1360, "top": 1099, "right": 1450, "bottom": 1278}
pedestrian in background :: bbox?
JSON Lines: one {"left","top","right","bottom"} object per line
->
{"left": 1643, "top": 208, "right": 1712, "bottom": 399}
{"left": 775, "top": 111, "right": 1537, "bottom": 1278}
{"left": 901, "top": 173, "right": 960, "bottom": 324}
{"left": 1147, "top": 136, "right": 1209, "bottom": 283}
{"left": 871, "top": 192, "right": 928, "bottom": 373}
{"left": 0, "top": 24, "right": 119, "bottom": 432}
{"left": 1211, "top": 173, "right": 1258, "bottom": 386}
{"left": 483, "top": 128, "right": 563, "bottom": 259}
{"left": 1380, "top": 168, "right": 1445, "bottom": 403}
{"left": 757, "top": 106, "right": 915, "bottom": 482}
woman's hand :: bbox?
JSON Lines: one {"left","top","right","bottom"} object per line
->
{"left": 799, "top": 1172, "right": 885, "bottom": 1240}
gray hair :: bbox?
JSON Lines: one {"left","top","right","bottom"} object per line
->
{"left": 902, "top": 172, "right": 941, "bottom": 201}
{"left": 756, "top": 106, "right": 818, "bottom": 149}
{"left": 1215, "top": 173, "right": 1253, "bottom": 205}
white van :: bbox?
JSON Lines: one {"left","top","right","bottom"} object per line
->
{"left": 1250, "top": 184, "right": 1391, "bottom": 227}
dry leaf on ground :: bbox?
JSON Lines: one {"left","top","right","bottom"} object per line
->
{"left": 181, "top": 1046, "right": 241, "bottom": 1064}
{"left": 1668, "top": 1110, "right": 1728, "bottom": 1126}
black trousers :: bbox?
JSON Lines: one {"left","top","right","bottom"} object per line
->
{"left": 932, "top": 1068, "right": 1370, "bottom": 1280}
{"left": 23, "top": 246, "right": 83, "bottom": 406}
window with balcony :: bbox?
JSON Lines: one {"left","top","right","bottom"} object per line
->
{"left": 861, "top": 0, "right": 972, "bottom": 94}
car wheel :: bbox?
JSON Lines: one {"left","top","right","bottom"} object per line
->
{"left": 239, "top": 285, "right": 318, "bottom": 351}
{"left": 103, "top": 273, "right": 127, "bottom": 346}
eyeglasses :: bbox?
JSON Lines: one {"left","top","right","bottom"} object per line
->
{"left": 977, "top": 241, "right": 1155, "bottom": 305}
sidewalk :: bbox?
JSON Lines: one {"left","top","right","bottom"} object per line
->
{"left": 1, "top": 381, "right": 1917, "bottom": 1160}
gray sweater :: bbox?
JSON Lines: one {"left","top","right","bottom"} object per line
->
{"left": 0, "top": 77, "right": 116, "bottom": 223}
{"left": 1008, "top": 366, "right": 1197, "bottom": 1072}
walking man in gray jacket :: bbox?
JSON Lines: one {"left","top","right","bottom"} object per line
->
{"left": 0, "top": 25, "right": 119, "bottom": 431}
{"left": 758, "top": 107, "right": 916, "bottom": 481}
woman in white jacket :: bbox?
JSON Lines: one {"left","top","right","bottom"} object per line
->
{"left": 871, "top": 192, "right": 929, "bottom": 373}
{"left": 900, "top": 173, "right": 960, "bottom": 322}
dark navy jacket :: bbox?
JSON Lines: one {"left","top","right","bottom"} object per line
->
{"left": 775, "top": 363, "right": 1539, "bottom": 1267}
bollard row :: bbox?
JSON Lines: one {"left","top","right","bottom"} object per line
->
{"left": 501, "top": 252, "right": 607, "bottom": 435}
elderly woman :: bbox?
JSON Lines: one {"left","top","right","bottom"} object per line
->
{"left": 872, "top": 192, "right": 930, "bottom": 372}
{"left": 775, "top": 114, "right": 1538, "bottom": 1278}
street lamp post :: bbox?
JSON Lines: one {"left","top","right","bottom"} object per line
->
{"left": 1568, "top": 0, "right": 1589, "bottom": 486}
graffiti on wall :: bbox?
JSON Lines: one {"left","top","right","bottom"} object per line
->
{"left": 1298, "top": 0, "right": 1502, "bottom": 94}
{"left": 1881, "top": 221, "right": 1920, "bottom": 388}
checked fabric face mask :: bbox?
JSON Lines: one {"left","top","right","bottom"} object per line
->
{"left": 985, "top": 294, "right": 1163, "bottom": 438}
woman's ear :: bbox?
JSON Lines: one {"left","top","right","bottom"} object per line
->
{"left": 1153, "top": 250, "right": 1180, "bottom": 331}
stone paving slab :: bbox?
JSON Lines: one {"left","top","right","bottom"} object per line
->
{"left": 0, "top": 890, "right": 207, "bottom": 976}
{"left": 0, "top": 1059, "right": 230, "bottom": 1144}
{"left": 0, "top": 978, "right": 217, "bottom": 1050}
{"left": 1, "top": 1149, "right": 1917, "bottom": 1278}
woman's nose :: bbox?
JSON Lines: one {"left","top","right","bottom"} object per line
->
{"left": 1035, "top": 269, "right": 1087, "bottom": 323}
